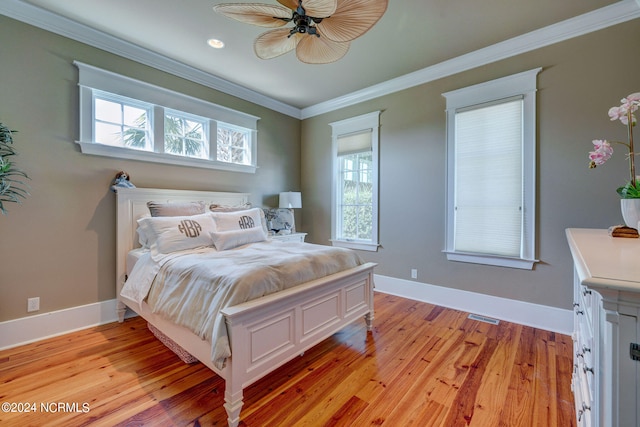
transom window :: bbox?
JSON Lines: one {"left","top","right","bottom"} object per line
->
{"left": 217, "top": 123, "right": 251, "bottom": 165}
{"left": 164, "top": 110, "right": 208, "bottom": 159}
{"left": 94, "top": 93, "right": 152, "bottom": 150}
{"left": 75, "top": 61, "right": 259, "bottom": 173}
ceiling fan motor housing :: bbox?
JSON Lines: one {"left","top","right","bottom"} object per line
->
{"left": 291, "top": 6, "right": 323, "bottom": 36}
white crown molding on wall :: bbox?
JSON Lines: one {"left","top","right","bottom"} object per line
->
{"left": 300, "top": 0, "right": 640, "bottom": 118}
{"left": 1, "top": 0, "right": 639, "bottom": 120}
{"left": 0, "top": 0, "right": 301, "bottom": 119}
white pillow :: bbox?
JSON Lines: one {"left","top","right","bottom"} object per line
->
{"left": 210, "top": 208, "right": 265, "bottom": 233}
{"left": 136, "top": 214, "right": 151, "bottom": 248}
{"left": 211, "top": 227, "right": 267, "bottom": 251}
{"left": 137, "top": 212, "right": 216, "bottom": 259}
{"left": 147, "top": 201, "right": 206, "bottom": 217}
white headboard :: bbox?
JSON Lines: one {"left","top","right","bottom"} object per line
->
{"left": 115, "top": 187, "right": 250, "bottom": 300}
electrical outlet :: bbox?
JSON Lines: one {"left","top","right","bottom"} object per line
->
{"left": 411, "top": 269, "right": 418, "bottom": 279}
{"left": 27, "top": 297, "right": 40, "bottom": 312}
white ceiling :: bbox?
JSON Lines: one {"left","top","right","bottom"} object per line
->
{"left": 5, "top": 0, "right": 640, "bottom": 116}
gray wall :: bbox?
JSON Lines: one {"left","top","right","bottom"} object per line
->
{"left": 300, "top": 20, "right": 640, "bottom": 310}
{"left": 2, "top": 14, "right": 638, "bottom": 324}
{"left": 0, "top": 16, "right": 301, "bottom": 322}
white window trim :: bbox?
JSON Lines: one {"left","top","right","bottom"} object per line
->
{"left": 74, "top": 61, "right": 259, "bottom": 173}
{"left": 329, "top": 111, "right": 381, "bottom": 252}
{"left": 442, "top": 68, "right": 541, "bottom": 269}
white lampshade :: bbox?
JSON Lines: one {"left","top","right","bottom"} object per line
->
{"left": 279, "top": 191, "right": 302, "bottom": 209}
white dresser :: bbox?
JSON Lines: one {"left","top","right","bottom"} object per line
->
{"left": 566, "top": 228, "right": 640, "bottom": 427}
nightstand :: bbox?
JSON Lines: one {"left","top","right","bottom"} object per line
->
{"left": 271, "top": 232, "right": 307, "bottom": 243}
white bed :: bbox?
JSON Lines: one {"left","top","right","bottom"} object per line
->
{"left": 115, "top": 187, "right": 376, "bottom": 426}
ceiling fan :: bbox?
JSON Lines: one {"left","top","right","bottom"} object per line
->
{"left": 213, "top": 0, "right": 388, "bottom": 64}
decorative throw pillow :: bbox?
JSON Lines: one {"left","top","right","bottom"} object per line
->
{"left": 147, "top": 201, "right": 206, "bottom": 217}
{"left": 211, "top": 227, "right": 267, "bottom": 251}
{"left": 210, "top": 207, "right": 267, "bottom": 234}
{"left": 137, "top": 212, "right": 216, "bottom": 259}
{"left": 209, "top": 202, "right": 252, "bottom": 212}
{"left": 263, "top": 208, "right": 295, "bottom": 233}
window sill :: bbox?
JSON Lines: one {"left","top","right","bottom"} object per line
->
{"left": 331, "top": 239, "right": 379, "bottom": 252}
{"left": 76, "top": 141, "right": 257, "bottom": 173}
{"left": 443, "top": 250, "right": 538, "bottom": 270}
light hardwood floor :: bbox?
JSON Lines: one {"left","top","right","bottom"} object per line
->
{"left": 0, "top": 293, "right": 576, "bottom": 426}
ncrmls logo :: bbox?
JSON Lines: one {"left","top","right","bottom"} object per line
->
{"left": 178, "top": 220, "right": 202, "bottom": 237}
{"left": 238, "top": 215, "right": 255, "bottom": 229}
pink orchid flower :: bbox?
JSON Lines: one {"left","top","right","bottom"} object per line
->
{"left": 589, "top": 139, "right": 613, "bottom": 168}
{"left": 609, "top": 92, "right": 639, "bottom": 125}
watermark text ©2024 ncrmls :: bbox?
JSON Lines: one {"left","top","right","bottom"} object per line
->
{"left": 2, "top": 401, "right": 90, "bottom": 414}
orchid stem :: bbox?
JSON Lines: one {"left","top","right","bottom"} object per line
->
{"left": 628, "top": 110, "right": 636, "bottom": 188}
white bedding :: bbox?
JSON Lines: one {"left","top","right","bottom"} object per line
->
{"left": 121, "top": 240, "right": 363, "bottom": 368}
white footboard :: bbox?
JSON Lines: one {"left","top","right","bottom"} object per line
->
{"left": 221, "top": 262, "right": 375, "bottom": 427}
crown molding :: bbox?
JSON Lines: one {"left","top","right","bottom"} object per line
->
{"left": 0, "top": 0, "right": 302, "bottom": 119}
{"left": 301, "top": 0, "right": 640, "bottom": 118}
{"left": 2, "top": 0, "right": 639, "bottom": 120}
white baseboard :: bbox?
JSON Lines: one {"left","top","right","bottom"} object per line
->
{"left": 0, "top": 299, "right": 136, "bottom": 351}
{"left": 0, "top": 276, "right": 573, "bottom": 351}
{"left": 374, "top": 274, "right": 573, "bottom": 335}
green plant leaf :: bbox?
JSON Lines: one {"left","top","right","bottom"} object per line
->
{"left": 0, "top": 122, "right": 29, "bottom": 214}
{"left": 617, "top": 179, "right": 640, "bottom": 198}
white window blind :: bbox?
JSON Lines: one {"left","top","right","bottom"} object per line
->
{"left": 443, "top": 68, "right": 540, "bottom": 270}
{"left": 454, "top": 98, "right": 523, "bottom": 257}
{"left": 338, "top": 130, "right": 372, "bottom": 155}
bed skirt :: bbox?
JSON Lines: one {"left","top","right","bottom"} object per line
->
{"left": 147, "top": 322, "right": 198, "bottom": 364}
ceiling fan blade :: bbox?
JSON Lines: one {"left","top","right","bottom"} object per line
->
{"left": 277, "top": 0, "right": 337, "bottom": 17}
{"left": 254, "top": 28, "right": 302, "bottom": 59}
{"left": 317, "top": 0, "right": 387, "bottom": 42}
{"left": 296, "top": 33, "right": 349, "bottom": 64}
{"left": 213, "top": 4, "right": 292, "bottom": 28}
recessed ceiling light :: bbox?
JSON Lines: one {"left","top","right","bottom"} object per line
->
{"left": 207, "top": 38, "right": 225, "bottom": 49}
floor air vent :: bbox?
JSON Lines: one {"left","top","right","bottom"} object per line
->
{"left": 468, "top": 313, "right": 500, "bottom": 325}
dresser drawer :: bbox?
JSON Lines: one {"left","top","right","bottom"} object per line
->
{"left": 575, "top": 320, "right": 594, "bottom": 370}
{"left": 573, "top": 365, "right": 594, "bottom": 427}
{"left": 579, "top": 285, "right": 594, "bottom": 325}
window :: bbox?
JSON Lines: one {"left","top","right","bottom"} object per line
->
{"left": 94, "top": 92, "right": 152, "bottom": 150}
{"left": 330, "top": 111, "right": 380, "bottom": 252}
{"left": 217, "top": 123, "right": 251, "bottom": 165}
{"left": 75, "top": 61, "right": 259, "bottom": 173}
{"left": 443, "top": 68, "right": 541, "bottom": 269}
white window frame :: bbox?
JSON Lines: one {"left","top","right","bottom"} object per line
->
{"left": 163, "top": 108, "right": 209, "bottom": 159}
{"left": 442, "top": 68, "right": 541, "bottom": 269}
{"left": 330, "top": 111, "right": 381, "bottom": 252}
{"left": 93, "top": 91, "right": 154, "bottom": 150}
{"left": 75, "top": 61, "right": 259, "bottom": 173}
{"left": 216, "top": 122, "right": 253, "bottom": 166}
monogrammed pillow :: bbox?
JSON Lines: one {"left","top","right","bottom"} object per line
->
{"left": 137, "top": 212, "right": 216, "bottom": 259}
{"left": 210, "top": 208, "right": 265, "bottom": 233}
